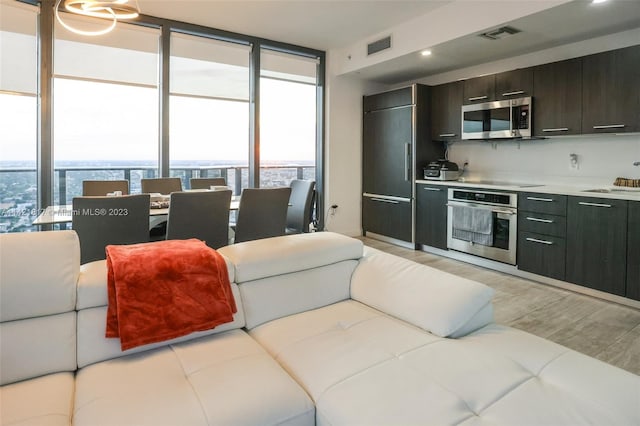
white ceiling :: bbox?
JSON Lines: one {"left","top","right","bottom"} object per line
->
{"left": 136, "top": 0, "right": 640, "bottom": 83}
{"left": 136, "top": 0, "right": 450, "bottom": 50}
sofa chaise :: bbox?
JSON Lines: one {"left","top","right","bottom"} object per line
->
{"left": 1, "top": 230, "right": 638, "bottom": 425}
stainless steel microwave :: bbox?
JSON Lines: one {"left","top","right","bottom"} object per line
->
{"left": 461, "top": 97, "right": 532, "bottom": 140}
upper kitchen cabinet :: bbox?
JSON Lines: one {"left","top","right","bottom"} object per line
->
{"left": 495, "top": 68, "right": 533, "bottom": 100}
{"left": 431, "top": 81, "right": 463, "bottom": 141}
{"left": 533, "top": 58, "right": 582, "bottom": 136}
{"left": 463, "top": 75, "right": 495, "bottom": 104}
{"left": 582, "top": 45, "right": 640, "bottom": 134}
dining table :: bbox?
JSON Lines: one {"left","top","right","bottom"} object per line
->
{"left": 32, "top": 193, "right": 241, "bottom": 226}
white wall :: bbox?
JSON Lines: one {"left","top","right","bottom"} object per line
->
{"left": 447, "top": 135, "right": 640, "bottom": 187}
{"left": 323, "top": 54, "right": 386, "bottom": 236}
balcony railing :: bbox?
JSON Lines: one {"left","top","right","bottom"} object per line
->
{"left": 0, "top": 164, "right": 315, "bottom": 233}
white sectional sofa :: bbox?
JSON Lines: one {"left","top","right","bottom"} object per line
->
{"left": 1, "top": 230, "right": 638, "bottom": 425}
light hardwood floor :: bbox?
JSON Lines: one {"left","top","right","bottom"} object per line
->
{"left": 360, "top": 237, "right": 640, "bottom": 376}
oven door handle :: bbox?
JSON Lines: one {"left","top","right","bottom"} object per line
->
{"left": 446, "top": 203, "right": 516, "bottom": 215}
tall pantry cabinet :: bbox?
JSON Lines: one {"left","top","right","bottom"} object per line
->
{"left": 362, "top": 84, "right": 443, "bottom": 244}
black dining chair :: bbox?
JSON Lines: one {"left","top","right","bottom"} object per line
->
{"left": 190, "top": 177, "right": 227, "bottom": 190}
{"left": 82, "top": 180, "right": 129, "bottom": 196}
{"left": 141, "top": 177, "right": 182, "bottom": 195}
{"left": 286, "top": 179, "right": 315, "bottom": 234}
{"left": 72, "top": 194, "right": 150, "bottom": 264}
{"left": 233, "top": 187, "right": 292, "bottom": 244}
{"left": 166, "top": 190, "right": 232, "bottom": 249}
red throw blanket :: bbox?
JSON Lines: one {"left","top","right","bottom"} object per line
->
{"left": 105, "top": 239, "right": 237, "bottom": 351}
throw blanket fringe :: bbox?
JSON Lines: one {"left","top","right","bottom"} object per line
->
{"left": 106, "top": 239, "right": 236, "bottom": 351}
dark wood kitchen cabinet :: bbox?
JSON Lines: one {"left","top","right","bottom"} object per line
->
{"left": 362, "top": 84, "right": 443, "bottom": 243}
{"left": 582, "top": 45, "right": 640, "bottom": 134}
{"left": 566, "top": 196, "right": 628, "bottom": 296}
{"left": 463, "top": 75, "right": 495, "bottom": 104}
{"left": 627, "top": 201, "right": 640, "bottom": 301}
{"left": 533, "top": 58, "right": 583, "bottom": 136}
{"left": 495, "top": 68, "right": 533, "bottom": 100}
{"left": 415, "top": 184, "right": 448, "bottom": 249}
{"left": 431, "top": 81, "right": 463, "bottom": 141}
{"left": 362, "top": 195, "right": 413, "bottom": 242}
{"left": 517, "top": 192, "right": 567, "bottom": 281}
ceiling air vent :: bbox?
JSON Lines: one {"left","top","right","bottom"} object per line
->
{"left": 367, "top": 36, "right": 392, "bottom": 56}
{"left": 479, "top": 26, "right": 521, "bottom": 41}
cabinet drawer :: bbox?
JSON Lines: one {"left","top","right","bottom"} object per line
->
{"left": 519, "top": 193, "right": 567, "bottom": 215}
{"left": 362, "top": 195, "right": 412, "bottom": 242}
{"left": 518, "top": 212, "right": 566, "bottom": 237}
{"left": 518, "top": 231, "right": 566, "bottom": 281}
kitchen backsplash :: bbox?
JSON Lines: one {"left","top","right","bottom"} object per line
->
{"left": 445, "top": 134, "right": 640, "bottom": 187}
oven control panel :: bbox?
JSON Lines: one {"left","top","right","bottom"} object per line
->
{"left": 451, "top": 190, "right": 513, "bottom": 206}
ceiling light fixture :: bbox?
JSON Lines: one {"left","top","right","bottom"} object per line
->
{"left": 592, "top": 0, "right": 608, "bottom": 4}
{"left": 55, "top": 0, "right": 140, "bottom": 36}
{"left": 421, "top": 50, "right": 432, "bottom": 57}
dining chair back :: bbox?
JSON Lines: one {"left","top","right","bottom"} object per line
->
{"left": 140, "top": 177, "right": 182, "bottom": 195}
{"left": 166, "top": 190, "right": 232, "bottom": 249}
{"left": 190, "top": 177, "right": 226, "bottom": 190}
{"left": 286, "top": 179, "right": 316, "bottom": 234}
{"left": 82, "top": 180, "right": 129, "bottom": 196}
{"left": 72, "top": 194, "right": 150, "bottom": 264}
{"left": 234, "top": 187, "right": 292, "bottom": 244}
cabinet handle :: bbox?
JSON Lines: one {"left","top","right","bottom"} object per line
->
{"left": 404, "top": 143, "right": 410, "bottom": 181}
{"left": 468, "top": 95, "right": 488, "bottom": 102}
{"left": 526, "top": 237, "right": 554, "bottom": 245}
{"left": 578, "top": 201, "right": 612, "bottom": 208}
{"left": 526, "top": 196, "right": 554, "bottom": 202}
{"left": 371, "top": 198, "right": 399, "bottom": 204}
{"left": 542, "top": 128, "right": 569, "bottom": 132}
{"left": 422, "top": 187, "right": 442, "bottom": 191}
{"left": 526, "top": 216, "right": 554, "bottom": 223}
{"left": 502, "top": 90, "right": 524, "bottom": 97}
{"left": 438, "top": 133, "right": 457, "bottom": 138}
{"left": 593, "top": 124, "right": 625, "bottom": 129}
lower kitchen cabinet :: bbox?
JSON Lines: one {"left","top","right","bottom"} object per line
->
{"left": 627, "top": 201, "right": 640, "bottom": 301}
{"left": 518, "top": 231, "right": 566, "bottom": 281}
{"left": 416, "top": 184, "right": 447, "bottom": 249}
{"left": 362, "top": 195, "right": 412, "bottom": 242}
{"left": 517, "top": 193, "right": 567, "bottom": 281}
{"left": 566, "top": 196, "right": 628, "bottom": 296}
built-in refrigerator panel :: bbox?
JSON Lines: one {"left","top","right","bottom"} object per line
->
{"left": 362, "top": 84, "right": 444, "bottom": 245}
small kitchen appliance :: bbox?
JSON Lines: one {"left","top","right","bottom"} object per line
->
{"left": 424, "top": 160, "right": 460, "bottom": 181}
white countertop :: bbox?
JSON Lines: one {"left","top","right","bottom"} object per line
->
{"left": 415, "top": 179, "right": 640, "bottom": 201}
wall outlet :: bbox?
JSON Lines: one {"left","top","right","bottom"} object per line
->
{"left": 569, "top": 153, "right": 579, "bottom": 171}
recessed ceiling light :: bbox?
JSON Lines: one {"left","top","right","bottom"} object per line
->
{"left": 592, "top": 0, "right": 608, "bottom": 4}
{"left": 421, "top": 50, "right": 432, "bottom": 57}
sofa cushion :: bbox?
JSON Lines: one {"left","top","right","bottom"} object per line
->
{"left": 76, "top": 283, "right": 245, "bottom": 368}
{"left": 0, "top": 372, "right": 75, "bottom": 426}
{"left": 0, "top": 230, "right": 79, "bottom": 321}
{"left": 218, "top": 232, "right": 363, "bottom": 283}
{"left": 73, "top": 329, "right": 314, "bottom": 426}
{"left": 239, "top": 260, "right": 357, "bottom": 330}
{"left": 250, "top": 302, "right": 639, "bottom": 426}
{"left": 1, "top": 312, "right": 77, "bottom": 385}
{"left": 351, "top": 246, "right": 494, "bottom": 337}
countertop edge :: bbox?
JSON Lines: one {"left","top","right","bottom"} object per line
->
{"left": 415, "top": 179, "right": 640, "bottom": 201}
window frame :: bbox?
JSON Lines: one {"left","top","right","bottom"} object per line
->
{"left": 28, "top": 0, "right": 326, "bottom": 230}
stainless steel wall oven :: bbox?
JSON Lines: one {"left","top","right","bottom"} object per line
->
{"left": 447, "top": 188, "right": 517, "bottom": 264}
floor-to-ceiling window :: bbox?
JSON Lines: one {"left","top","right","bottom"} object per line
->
{"left": 259, "top": 49, "right": 318, "bottom": 188}
{"left": 169, "top": 32, "right": 250, "bottom": 194}
{"left": 0, "top": 0, "right": 38, "bottom": 232}
{"left": 1, "top": 0, "right": 325, "bottom": 233}
{"left": 53, "top": 16, "right": 159, "bottom": 204}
